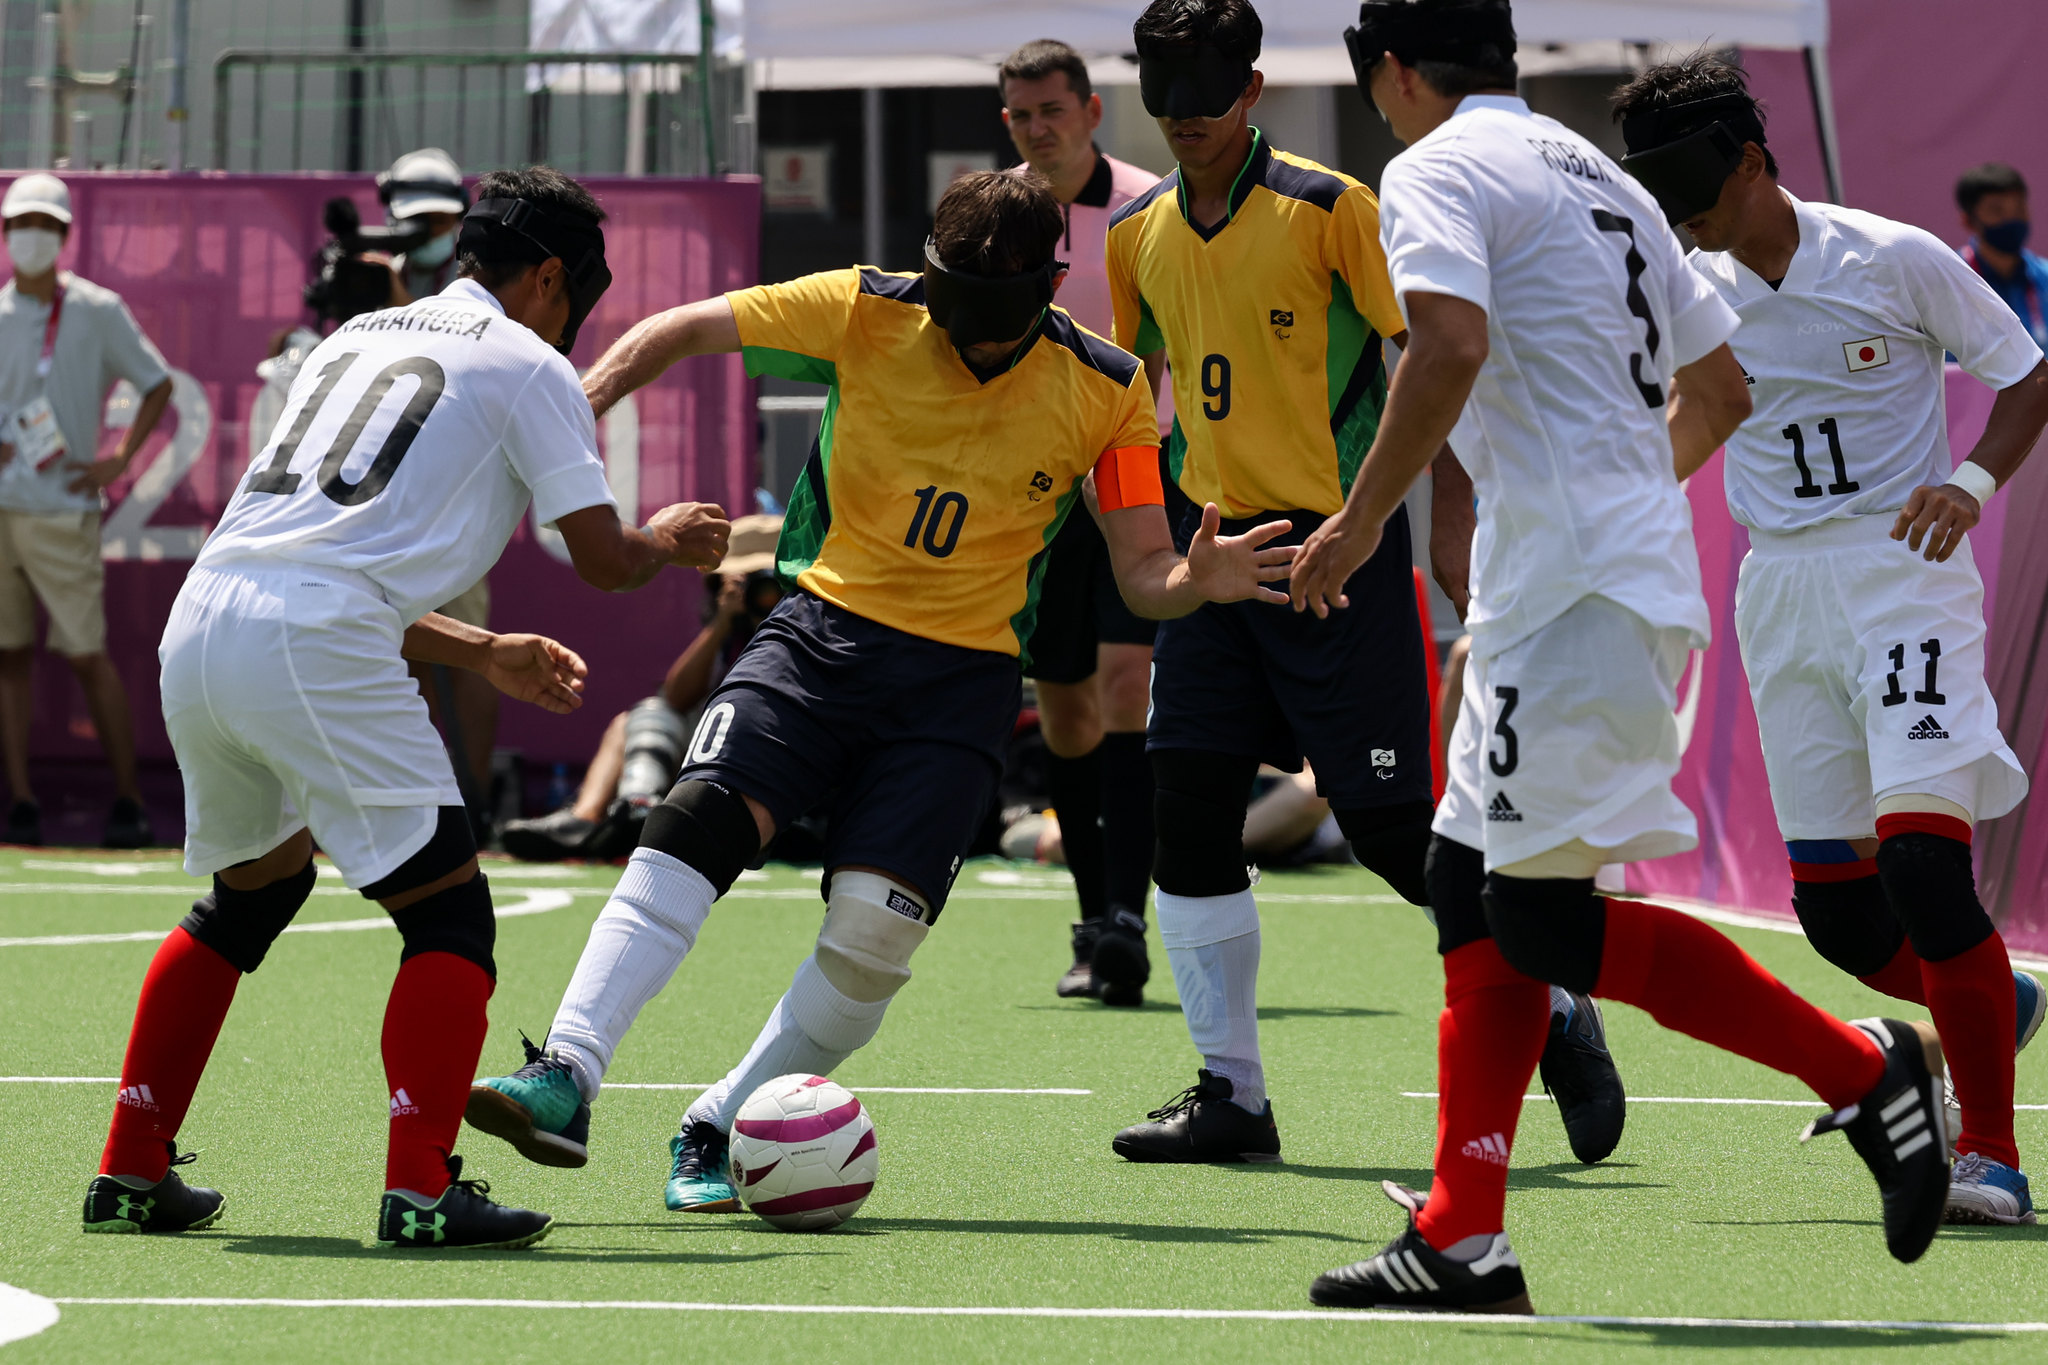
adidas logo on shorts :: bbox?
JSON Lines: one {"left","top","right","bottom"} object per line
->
{"left": 1907, "top": 715, "right": 1949, "bottom": 741}
{"left": 1487, "top": 792, "right": 1523, "bottom": 822}
{"left": 1461, "top": 1131, "right": 1511, "bottom": 1166}
{"left": 116, "top": 1083, "right": 158, "bottom": 1111}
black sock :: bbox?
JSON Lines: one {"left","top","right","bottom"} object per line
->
{"left": 1044, "top": 746, "right": 1106, "bottom": 922}
{"left": 1098, "top": 732, "right": 1155, "bottom": 920}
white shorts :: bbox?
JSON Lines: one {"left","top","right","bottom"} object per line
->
{"left": 1735, "top": 514, "right": 2027, "bottom": 840}
{"left": 161, "top": 565, "right": 461, "bottom": 887}
{"left": 1434, "top": 596, "right": 1699, "bottom": 871}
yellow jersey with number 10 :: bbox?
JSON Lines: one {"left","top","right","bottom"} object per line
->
{"left": 726, "top": 268, "right": 1161, "bottom": 660}
{"left": 1106, "top": 130, "right": 1407, "bottom": 519}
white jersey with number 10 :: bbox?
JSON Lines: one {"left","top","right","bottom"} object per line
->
{"left": 198, "top": 277, "right": 615, "bottom": 624}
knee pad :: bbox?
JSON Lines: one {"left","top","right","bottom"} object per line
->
{"left": 1335, "top": 801, "right": 1433, "bottom": 907}
{"left": 1875, "top": 829, "right": 1995, "bottom": 963}
{"left": 386, "top": 871, "right": 497, "bottom": 977}
{"left": 1154, "top": 887, "right": 1260, "bottom": 950}
{"left": 179, "top": 858, "right": 317, "bottom": 974}
{"left": 618, "top": 698, "right": 690, "bottom": 806}
{"left": 1424, "top": 834, "right": 1490, "bottom": 957}
{"left": 1150, "top": 748, "right": 1257, "bottom": 897}
{"left": 358, "top": 806, "right": 476, "bottom": 900}
{"left": 814, "top": 871, "right": 932, "bottom": 1004}
{"left": 1789, "top": 869, "right": 1902, "bottom": 978}
{"left": 641, "top": 778, "right": 761, "bottom": 895}
{"left": 1481, "top": 873, "right": 1606, "bottom": 994}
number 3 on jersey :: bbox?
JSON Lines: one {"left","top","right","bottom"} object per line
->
{"left": 245, "top": 351, "right": 446, "bottom": 505}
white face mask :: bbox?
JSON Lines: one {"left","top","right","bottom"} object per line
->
{"left": 409, "top": 228, "right": 456, "bottom": 269}
{"left": 6, "top": 227, "right": 62, "bottom": 277}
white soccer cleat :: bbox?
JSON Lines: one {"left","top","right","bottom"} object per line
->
{"left": 1945, "top": 1152, "right": 2037, "bottom": 1226}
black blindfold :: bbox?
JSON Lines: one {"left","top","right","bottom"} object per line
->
{"left": 456, "top": 197, "right": 612, "bottom": 355}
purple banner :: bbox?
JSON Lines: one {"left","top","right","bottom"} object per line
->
{"left": 9, "top": 171, "right": 760, "bottom": 798}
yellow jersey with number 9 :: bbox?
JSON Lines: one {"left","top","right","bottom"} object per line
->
{"left": 726, "top": 268, "right": 1162, "bottom": 659}
{"left": 1106, "top": 131, "right": 1407, "bottom": 518}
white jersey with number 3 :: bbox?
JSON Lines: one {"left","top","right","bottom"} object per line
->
{"left": 197, "top": 277, "right": 615, "bottom": 624}
{"left": 1690, "top": 196, "right": 2043, "bottom": 534}
{"left": 1378, "top": 95, "right": 1739, "bottom": 659}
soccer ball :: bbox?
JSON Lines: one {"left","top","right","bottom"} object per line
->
{"left": 729, "top": 1074, "right": 877, "bottom": 1231}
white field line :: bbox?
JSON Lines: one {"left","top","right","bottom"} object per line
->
{"left": 1398, "top": 1091, "right": 2048, "bottom": 1111}
{"left": 0, "top": 1284, "right": 57, "bottom": 1346}
{"left": 32, "top": 1294, "right": 2048, "bottom": 1334}
{"left": 601, "top": 1084, "right": 1090, "bottom": 1095}
{"left": 0, "top": 889, "right": 574, "bottom": 947}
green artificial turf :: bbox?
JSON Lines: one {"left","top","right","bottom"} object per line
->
{"left": 1, "top": 849, "right": 2044, "bottom": 1362}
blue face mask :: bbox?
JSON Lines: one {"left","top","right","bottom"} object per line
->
{"left": 1980, "top": 218, "right": 2030, "bottom": 255}
{"left": 409, "top": 228, "right": 457, "bottom": 269}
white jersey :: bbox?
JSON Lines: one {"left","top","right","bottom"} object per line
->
{"left": 1378, "top": 95, "right": 1739, "bottom": 658}
{"left": 1691, "top": 196, "right": 2044, "bottom": 534}
{"left": 198, "top": 278, "right": 614, "bottom": 624}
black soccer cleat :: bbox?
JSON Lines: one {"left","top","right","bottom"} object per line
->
{"left": 1540, "top": 991, "right": 1626, "bottom": 1164}
{"left": 4, "top": 798, "right": 40, "bottom": 846}
{"left": 497, "top": 806, "right": 598, "bottom": 862}
{"left": 1310, "top": 1181, "right": 1533, "bottom": 1314}
{"left": 1091, "top": 907, "right": 1151, "bottom": 1008}
{"left": 83, "top": 1145, "right": 225, "bottom": 1234}
{"left": 377, "top": 1155, "right": 553, "bottom": 1249}
{"left": 1801, "top": 1017, "right": 1950, "bottom": 1264}
{"left": 1112, "top": 1069, "right": 1280, "bottom": 1163}
{"left": 101, "top": 796, "right": 154, "bottom": 849}
{"left": 1057, "top": 920, "right": 1100, "bottom": 999}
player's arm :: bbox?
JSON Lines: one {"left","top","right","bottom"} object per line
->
{"left": 1667, "top": 343, "right": 1753, "bottom": 481}
{"left": 583, "top": 297, "right": 743, "bottom": 420}
{"left": 401, "top": 612, "right": 588, "bottom": 715}
{"left": 1100, "top": 498, "right": 1297, "bottom": 619}
{"left": 1142, "top": 350, "right": 1167, "bottom": 404}
{"left": 554, "top": 501, "right": 730, "bottom": 593}
{"left": 662, "top": 575, "right": 745, "bottom": 712}
{"left": 1290, "top": 291, "right": 1486, "bottom": 617}
{"left": 1428, "top": 447, "right": 1476, "bottom": 622}
{"left": 1894, "top": 358, "right": 2048, "bottom": 561}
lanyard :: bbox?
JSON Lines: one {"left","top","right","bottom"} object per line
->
{"left": 1963, "top": 243, "right": 2044, "bottom": 343}
{"left": 33, "top": 281, "right": 65, "bottom": 380}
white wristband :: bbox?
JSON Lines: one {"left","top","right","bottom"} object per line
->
{"left": 1947, "top": 460, "right": 1999, "bottom": 504}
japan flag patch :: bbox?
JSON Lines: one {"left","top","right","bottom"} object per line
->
{"left": 1844, "top": 336, "right": 1890, "bottom": 371}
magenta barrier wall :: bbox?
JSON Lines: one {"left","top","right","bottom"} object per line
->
{"left": 1628, "top": 369, "right": 2048, "bottom": 951}
{"left": 9, "top": 172, "right": 760, "bottom": 793}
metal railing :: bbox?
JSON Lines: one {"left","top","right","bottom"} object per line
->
{"left": 212, "top": 49, "right": 750, "bottom": 176}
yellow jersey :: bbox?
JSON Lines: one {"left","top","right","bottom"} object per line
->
{"left": 727, "top": 268, "right": 1161, "bottom": 659}
{"left": 1106, "top": 130, "right": 1407, "bottom": 518}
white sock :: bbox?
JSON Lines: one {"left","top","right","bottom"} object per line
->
{"left": 546, "top": 849, "right": 717, "bottom": 1102}
{"left": 685, "top": 953, "right": 891, "bottom": 1133}
{"left": 1156, "top": 888, "right": 1265, "bottom": 1114}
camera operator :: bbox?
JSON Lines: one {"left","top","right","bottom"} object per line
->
{"left": 382, "top": 148, "right": 468, "bottom": 305}
{"left": 0, "top": 173, "right": 174, "bottom": 847}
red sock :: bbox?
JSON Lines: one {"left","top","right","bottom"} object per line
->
{"left": 1415, "top": 939, "right": 1549, "bottom": 1251}
{"left": 1859, "top": 939, "right": 1930, "bottom": 1005}
{"left": 100, "top": 927, "right": 242, "bottom": 1181}
{"left": 1595, "top": 900, "right": 1883, "bottom": 1110}
{"left": 382, "top": 952, "right": 493, "bottom": 1197}
{"left": 1923, "top": 934, "right": 2019, "bottom": 1167}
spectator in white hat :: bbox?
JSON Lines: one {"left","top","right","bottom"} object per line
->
{"left": 380, "top": 147, "right": 469, "bottom": 305}
{"left": 0, "top": 172, "right": 174, "bottom": 847}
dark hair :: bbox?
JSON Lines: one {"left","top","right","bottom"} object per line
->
{"left": 931, "top": 170, "right": 1063, "bottom": 276}
{"left": 1411, "top": 53, "right": 1518, "bottom": 98}
{"left": 456, "top": 164, "right": 606, "bottom": 288}
{"left": 1957, "top": 162, "right": 2028, "bottom": 215}
{"left": 1133, "top": 0, "right": 1263, "bottom": 64}
{"left": 1612, "top": 53, "right": 1778, "bottom": 178}
{"left": 999, "top": 39, "right": 1093, "bottom": 104}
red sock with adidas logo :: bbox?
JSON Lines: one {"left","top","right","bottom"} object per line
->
{"left": 382, "top": 951, "right": 493, "bottom": 1197}
{"left": 1414, "top": 938, "right": 1549, "bottom": 1252}
{"left": 100, "top": 927, "right": 242, "bottom": 1182}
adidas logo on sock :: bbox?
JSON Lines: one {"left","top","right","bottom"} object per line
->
{"left": 389, "top": 1087, "right": 420, "bottom": 1117}
{"left": 1487, "top": 792, "right": 1523, "bottom": 822}
{"left": 116, "top": 1084, "right": 158, "bottom": 1111}
{"left": 1460, "top": 1131, "right": 1511, "bottom": 1166}
{"left": 1907, "top": 715, "right": 1949, "bottom": 740}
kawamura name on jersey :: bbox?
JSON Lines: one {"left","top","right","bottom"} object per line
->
{"left": 335, "top": 303, "right": 496, "bottom": 341}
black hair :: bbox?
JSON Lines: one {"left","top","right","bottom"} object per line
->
{"left": 1133, "top": 0, "right": 1263, "bottom": 64}
{"left": 930, "top": 170, "right": 1064, "bottom": 277}
{"left": 456, "top": 164, "right": 606, "bottom": 288}
{"left": 1612, "top": 53, "right": 1778, "bottom": 178}
{"left": 1957, "top": 162, "right": 2027, "bottom": 215}
{"left": 999, "top": 39, "right": 1093, "bottom": 103}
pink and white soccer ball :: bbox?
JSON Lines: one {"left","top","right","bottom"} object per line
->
{"left": 729, "top": 1074, "right": 878, "bottom": 1231}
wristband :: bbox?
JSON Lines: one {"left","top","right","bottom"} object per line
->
{"left": 1947, "top": 460, "right": 1998, "bottom": 505}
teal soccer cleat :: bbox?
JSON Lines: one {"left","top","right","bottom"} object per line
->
{"left": 465, "top": 1033, "right": 591, "bottom": 1169}
{"left": 665, "top": 1120, "right": 738, "bottom": 1212}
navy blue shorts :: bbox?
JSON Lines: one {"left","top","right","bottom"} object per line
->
{"left": 1148, "top": 505, "right": 1433, "bottom": 811}
{"left": 679, "top": 591, "right": 1020, "bottom": 912}
{"left": 1022, "top": 505, "right": 1156, "bottom": 684}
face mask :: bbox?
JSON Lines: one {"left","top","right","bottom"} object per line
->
{"left": 6, "top": 228, "right": 62, "bottom": 276}
{"left": 1981, "top": 219, "right": 2031, "bottom": 255}
{"left": 409, "top": 228, "right": 457, "bottom": 269}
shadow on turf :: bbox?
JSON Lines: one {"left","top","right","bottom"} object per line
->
{"left": 815, "top": 1216, "right": 1367, "bottom": 1245}
{"left": 1013, "top": 1004, "right": 1400, "bottom": 1020}
{"left": 210, "top": 1233, "right": 813, "bottom": 1265}
{"left": 1456, "top": 1322, "right": 2006, "bottom": 1350}
{"left": 1205, "top": 1161, "right": 1667, "bottom": 1195}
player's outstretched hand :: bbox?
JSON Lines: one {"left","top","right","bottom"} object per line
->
{"left": 1187, "top": 502, "right": 1296, "bottom": 605}
{"left": 649, "top": 501, "right": 731, "bottom": 570}
{"left": 483, "top": 633, "right": 589, "bottom": 714}
{"left": 1891, "top": 482, "right": 1979, "bottom": 563}
{"left": 1289, "top": 507, "right": 1380, "bottom": 617}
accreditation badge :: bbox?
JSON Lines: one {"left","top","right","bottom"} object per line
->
{"left": 9, "top": 394, "right": 69, "bottom": 471}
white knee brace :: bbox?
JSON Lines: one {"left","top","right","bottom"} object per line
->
{"left": 814, "top": 871, "right": 932, "bottom": 1004}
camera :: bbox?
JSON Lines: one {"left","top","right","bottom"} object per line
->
{"left": 302, "top": 197, "right": 432, "bottom": 325}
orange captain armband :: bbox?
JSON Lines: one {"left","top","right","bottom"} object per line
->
{"left": 1092, "top": 445, "right": 1164, "bottom": 512}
